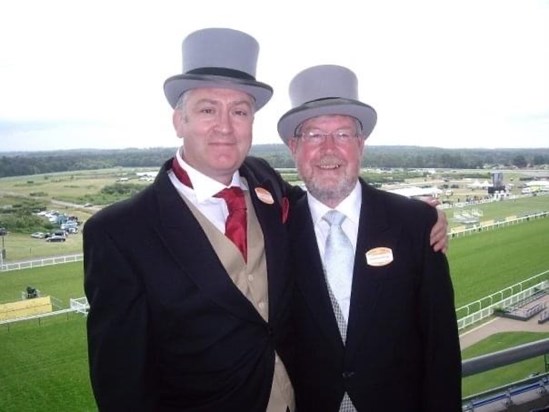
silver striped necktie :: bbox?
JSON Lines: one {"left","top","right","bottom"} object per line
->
{"left": 322, "top": 210, "right": 357, "bottom": 412}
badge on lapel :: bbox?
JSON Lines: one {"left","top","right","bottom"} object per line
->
{"left": 365, "top": 247, "right": 394, "bottom": 267}
{"left": 255, "top": 187, "right": 274, "bottom": 204}
{"left": 254, "top": 187, "right": 289, "bottom": 223}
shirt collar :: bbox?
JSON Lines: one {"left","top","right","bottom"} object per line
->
{"left": 307, "top": 180, "right": 362, "bottom": 226}
{"left": 175, "top": 148, "right": 247, "bottom": 203}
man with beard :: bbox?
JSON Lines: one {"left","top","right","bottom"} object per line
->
{"left": 278, "top": 65, "right": 461, "bottom": 411}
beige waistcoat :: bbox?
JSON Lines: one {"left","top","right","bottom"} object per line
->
{"left": 180, "top": 189, "right": 295, "bottom": 412}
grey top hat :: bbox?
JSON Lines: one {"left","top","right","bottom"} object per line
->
{"left": 277, "top": 65, "right": 377, "bottom": 145}
{"left": 163, "top": 28, "right": 273, "bottom": 110}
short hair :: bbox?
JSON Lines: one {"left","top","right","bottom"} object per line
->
{"left": 174, "top": 92, "right": 190, "bottom": 112}
{"left": 174, "top": 89, "right": 257, "bottom": 116}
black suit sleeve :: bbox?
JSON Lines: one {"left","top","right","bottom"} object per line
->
{"left": 418, "top": 208, "right": 462, "bottom": 411}
{"left": 84, "top": 217, "right": 156, "bottom": 411}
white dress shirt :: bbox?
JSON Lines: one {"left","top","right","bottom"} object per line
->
{"left": 168, "top": 149, "right": 248, "bottom": 234}
{"left": 307, "top": 182, "right": 362, "bottom": 322}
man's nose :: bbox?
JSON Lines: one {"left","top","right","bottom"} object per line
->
{"left": 215, "top": 110, "right": 233, "bottom": 133}
{"left": 320, "top": 133, "right": 338, "bottom": 149}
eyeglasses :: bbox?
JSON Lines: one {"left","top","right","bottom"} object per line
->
{"left": 296, "top": 129, "right": 361, "bottom": 145}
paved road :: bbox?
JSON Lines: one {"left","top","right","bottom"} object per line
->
{"left": 459, "top": 294, "right": 549, "bottom": 350}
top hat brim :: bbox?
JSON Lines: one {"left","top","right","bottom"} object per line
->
{"left": 277, "top": 98, "right": 377, "bottom": 145}
{"left": 164, "top": 73, "right": 273, "bottom": 111}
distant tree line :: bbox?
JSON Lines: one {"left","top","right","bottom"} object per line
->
{"left": 251, "top": 145, "right": 549, "bottom": 170}
{"left": 0, "top": 145, "right": 548, "bottom": 178}
{"left": 0, "top": 148, "right": 174, "bottom": 178}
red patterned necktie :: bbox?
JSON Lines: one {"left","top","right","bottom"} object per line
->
{"left": 172, "top": 158, "right": 248, "bottom": 261}
{"left": 214, "top": 187, "right": 247, "bottom": 261}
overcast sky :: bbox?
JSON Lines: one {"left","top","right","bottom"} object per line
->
{"left": 1, "top": 0, "right": 548, "bottom": 152}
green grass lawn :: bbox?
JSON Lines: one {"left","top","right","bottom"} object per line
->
{"left": 1, "top": 169, "right": 546, "bottom": 262}
{"left": 0, "top": 188, "right": 547, "bottom": 409}
{"left": 448, "top": 217, "right": 549, "bottom": 307}
{"left": 2, "top": 216, "right": 546, "bottom": 313}
{"left": 461, "top": 331, "right": 549, "bottom": 398}
{"left": 0, "top": 314, "right": 96, "bottom": 412}
{"left": 0, "top": 262, "right": 84, "bottom": 305}
{"left": 449, "top": 195, "right": 549, "bottom": 227}
{"left": 0, "top": 263, "right": 90, "bottom": 412}
{"left": 0, "top": 168, "right": 148, "bottom": 200}
{"left": 3, "top": 232, "right": 84, "bottom": 262}
{"left": 0, "top": 168, "right": 153, "bottom": 208}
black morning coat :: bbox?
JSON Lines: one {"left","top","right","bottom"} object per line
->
{"left": 287, "top": 179, "right": 462, "bottom": 412}
{"left": 84, "top": 157, "right": 295, "bottom": 411}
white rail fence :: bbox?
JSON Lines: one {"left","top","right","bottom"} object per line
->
{"left": 456, "top": 271, "right": 549, "bottom": 331}
{"left": 0, "top": 253, "right": 83, "bottom": 272}
{"left": 70, "top": 296, "right": 90, "bottom": 315}
{"left": 450, "top": 211, "right": 548, "bottom": 238}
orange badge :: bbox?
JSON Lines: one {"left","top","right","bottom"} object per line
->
{"left": 365, "top": 247, "right": 394, "bottom": 267}
{"left": 255, "top": 187, "right": 274, "bottom": 204}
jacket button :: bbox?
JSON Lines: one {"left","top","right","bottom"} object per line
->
{"left": 342, "top": 371, "right": 355, "bottom": 380}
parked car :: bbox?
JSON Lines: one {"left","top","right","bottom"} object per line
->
{"left": 52, "top": 230, "right": 67, "bottom": 238}
{"left": 61, "top": 222, "right": 78, "bottom": 230}
{"left": 31, "top": 232, "right": 46, "bottom": 239}
{"left": 46, "top": 235, "right": 66, "bottom": 242}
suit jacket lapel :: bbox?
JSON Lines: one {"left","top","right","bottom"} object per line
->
{"left": 345, "top": 180, "right": 401, "bottom": 356}
{"left": 291, "top": 196, "right": 345, "bottom": 352}
{"left": 151, "top": 159, "right": 264, "bottom": 325}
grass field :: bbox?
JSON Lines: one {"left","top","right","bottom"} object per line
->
{"left": 0, "top": 262, "right": 83, "bottom": 305}
{"left": 448, "top": 216, "right": 549, "bottom": 306}
{"left": 461, "top": 332, "right": 549, "bottom": 398}
{"left": 2, "top": 216, "right": 548, "bottom": 310}
{"left": 1, "top": 168, "right": 547, "bottom": 262}
{"left": 451, "top": 195, "right": 549, "bottom": 223}
{"left": 0, "top": 315, "right": 96, "bottom": 412}
{"left": 0, "top": 168, "right": 153, "bottom": 202}
{"left": 0, "top": 171, "right": 548, "bottom": 409}
{"left": 1, "top": 193, "right": 547, "bottom": 262}
{"left": 3, "top": 232, "right": 84, "bottom": 262}
{"left": 1, "top": 216, "right": 548, "bottom": 409}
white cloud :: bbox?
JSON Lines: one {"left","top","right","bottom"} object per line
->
{"left": 1, "top": 0, "right": 548, "bottom": 151}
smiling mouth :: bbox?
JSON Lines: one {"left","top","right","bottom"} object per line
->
{"left": 210, "top": 141, "right": 235, "bottom": 147}
{"left": 318, "top": 164, "right": 341, "bottom": 170}
{"left": 317, "top": 158, "right": 343, "bottom": 169}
